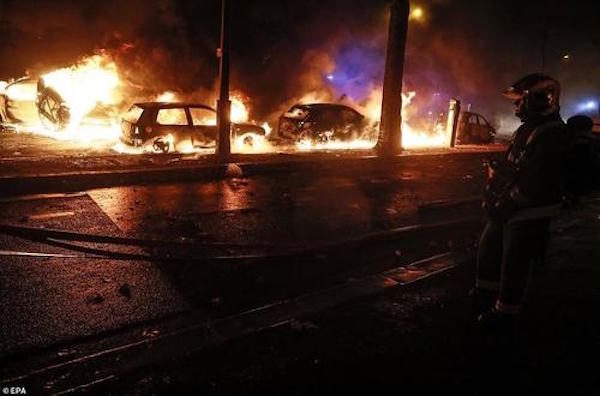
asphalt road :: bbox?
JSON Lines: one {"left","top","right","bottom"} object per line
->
{"left": 116, "top": 196, "right": 600, "bottom": 395}
{"left": 0, "top": 153, "right": 489, "bottom": 357}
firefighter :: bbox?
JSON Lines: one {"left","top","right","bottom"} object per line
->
{"left": 474, "top": 73, "right": 568, "bottom": 325}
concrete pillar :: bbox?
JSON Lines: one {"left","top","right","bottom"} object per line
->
{"left": 376, "top": 0, "right": 410, "bottom": 156}
{"left": 216, "top": 0, "right": 231, "bottom": 161}
{"left": 448, "top": 99, "right": 461, "bottom": 147}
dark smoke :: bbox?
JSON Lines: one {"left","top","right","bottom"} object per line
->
{"left": 1, "top": 0, "right": 598, "bottom": 130}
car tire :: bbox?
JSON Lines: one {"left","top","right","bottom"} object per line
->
{"left": 153, "top": 137, "right": 171, "bottom": 153}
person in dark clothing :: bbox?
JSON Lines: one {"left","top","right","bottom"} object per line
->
{"left": 475, "top": 73, "right": 568, "bottom": 322}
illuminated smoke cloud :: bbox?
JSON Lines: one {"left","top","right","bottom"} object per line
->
{"left": 1, "top": 0, "right": 598, "bottom": 131}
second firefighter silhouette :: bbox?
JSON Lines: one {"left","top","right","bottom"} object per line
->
{"left": 476, "top": 73, "right": 569, "bottom": 319}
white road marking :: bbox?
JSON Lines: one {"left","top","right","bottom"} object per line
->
{"left": 0, "top": 192, "right": 87, "bottom": 203}
{"left": 28, "top": 211, "right": 76, "bottom": 220}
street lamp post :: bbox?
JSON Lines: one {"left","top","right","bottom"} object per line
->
{"left": 216, "top": 0, "right": 231, "bottom": 162}
{"left": 376, "top": 0, "right": 410, "bottom": 156}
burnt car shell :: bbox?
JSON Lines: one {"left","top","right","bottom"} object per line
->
{"left": 277, "top": 103, "right": 366, "bottom": 142}
{"left": 120, "top": 102, "right": 265, "bottom": 148}
{"left": 456, "top": 111, "right": 496, "bottom": 144}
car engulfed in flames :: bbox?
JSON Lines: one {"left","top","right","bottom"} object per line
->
{"left": 120, "top": 102, "right": 266, "bottom": 153}
{"left": 277, "top": 103, "right": 369, "bottom": 144}
{"left": 0, "top": 54, "right": 123, "bottom": 141}
{"left": 0, "top": 51, "right": 497, "bottom": 155}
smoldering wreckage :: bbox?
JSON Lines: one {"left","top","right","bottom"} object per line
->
{"left": 0, "top": 51, "right": 501, "bottom": 154}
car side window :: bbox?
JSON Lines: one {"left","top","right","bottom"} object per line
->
{"left": 156, "top": 108, "right": 189, "bottom": 126}
{"left": 468, "top": 115, "right": 478, "bottom": 125}
{"left": 478, "top": 116, "right": 488, "bottom": 127}
{"left": 189, "top": 108, "right": 216, "bottom": 126}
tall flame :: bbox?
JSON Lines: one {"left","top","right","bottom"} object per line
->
{"left": 4, "top": 51, "right": 452, "bottom": 153}
{"left": 362, "top": 88, "right": 450, "bottom": 149}
{"left": 41, "top": 54, "right": 121, "bottom": 131}
{"left": 231, "top": 94, "right": 250, "bottom": 123}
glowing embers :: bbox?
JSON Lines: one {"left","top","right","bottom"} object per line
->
{"left": 233, "top": 132, "right": 274, "bottom": 153}
{"left": 296, "top": 138, "right": 375, "bottom": 151}
{"left": 112, "top": 134, "right": 213, "bottom": 155}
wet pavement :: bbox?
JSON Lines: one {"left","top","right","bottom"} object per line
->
{"left": 0, "top": 153, "right": 489, "bottom": 357}
{"left": 0, "top": 194, "right": 190, "bottom": 356}
{"left": 114, "top": 198, "right": 600, "bottom": 395}
{"left": 0, "top": 148, "right": 597, "bottom": 394}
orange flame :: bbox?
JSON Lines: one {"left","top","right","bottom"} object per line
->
{"left": 231, "top": 94, "right": 250, "bottom": 123}
{"left": 156, "top": 91, "right": 178, "bottom": 102}
{"left": 361, "top": 88, "right": 450, "bottom": 149}
{"left": 41, "top": 54, "right": 121, "bottom": 131}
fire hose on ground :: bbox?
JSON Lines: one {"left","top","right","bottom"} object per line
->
{"left": 0, "top": 216, "right": 483, "bottom": 263}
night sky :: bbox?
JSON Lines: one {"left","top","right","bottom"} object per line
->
{"left": 0, "top": 0, "right": 598, "bottom": 129}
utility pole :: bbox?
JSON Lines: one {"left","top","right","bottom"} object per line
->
{"left": 376, "top": 0, "right": 409, "bottom": 156}
{"left": 216, "top": 0, "right": 231, "bottom": 161}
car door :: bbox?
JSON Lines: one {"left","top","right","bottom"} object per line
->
{"left": 188, "top": 106, "right": 218, "bottom": 146}
{"left": 338, "top": 108, "right": 363, "bottom": 140}
{"left": 153, "top": 106, "right": 194, "bottom": 144}
{"left": 477, "top": 115, "right": 495, "bottom": 143}
{"left": 458, "top": 113, "right": 478, "bottom": 143}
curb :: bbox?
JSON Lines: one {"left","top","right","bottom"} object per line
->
{"left": 0, "top": 148, "right": 503, "bottom": 197}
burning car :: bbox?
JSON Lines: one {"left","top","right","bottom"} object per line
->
{"left": 120, "top": 102, "right": 266, "bottom": 152}
{"left": 455, "top": 111, "right": 496, "bottom": 144}
{"left": 276, "top": 103, "right": 368, "bottom": 143}
{"left": 0, "top": 75, "right": 115, "bottom": 132}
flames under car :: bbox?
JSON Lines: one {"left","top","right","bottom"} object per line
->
{"left": 120, "top": 102, "right": 265, "bottom": 152}
{"left": 276, "top": 103, "right": 368, "bottom": 143}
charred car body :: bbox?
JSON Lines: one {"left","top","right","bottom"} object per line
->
{"left": 277, "top": 103, "right": 367, "bottom": 142}
{"left": 455, "top": 111, "right": 496, "bottom": 144}
{"left": 0, "top": 77, "right": 110, "bottom": 131}
{"left": 120, "top": 102, "right": 265, "bottom": 152}
{"left": 0, "top": 77, "right": 71, "bottom": 129}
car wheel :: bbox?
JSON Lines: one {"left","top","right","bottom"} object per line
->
{"left": 243, "top": 134, "right": 254, "bottom": 147}
{"left": 37, "top": 87, "right": 70, "bottom": 131}
{"left": 153, "top": 137, "right": 171, "bottom": 153}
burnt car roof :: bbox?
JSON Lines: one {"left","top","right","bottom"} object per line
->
{"left": 133, "top": 102, "right": 216, "bottom": 111}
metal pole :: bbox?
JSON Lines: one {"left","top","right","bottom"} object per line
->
{"left": 376, "top": 0, "right": 409, "bottom": 156}
{"left": 448, "top": 98, "right": 461, "bottom": 147}
{"left": 216, "top": 0, "right": 231, "bottom": 161}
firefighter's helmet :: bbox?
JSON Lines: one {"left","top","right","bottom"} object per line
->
{"left": 503, "top": 73, "right": 561, "bottom": 121}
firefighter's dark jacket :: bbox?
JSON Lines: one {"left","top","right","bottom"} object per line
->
{"left": 504, "top": 112, "right": 567, "bottom": 208}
